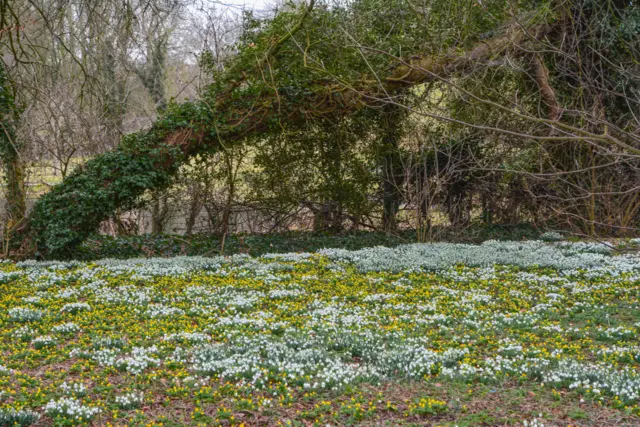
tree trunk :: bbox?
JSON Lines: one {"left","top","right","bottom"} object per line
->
{"left": 3, "top": 154, "right": 27, "bottom": 247}
{"left": 151, "top": 193, "right": 169, "bottom": 234}
{"left": 185, "top": 192, "right": 203, "bottom": 236}
{"left": 0, "top": 64, "right": 27, "bottom": 254}
{"left": 100, "top": 45, "right": 127, "bottom": 148}
{"left": 312, "top": 202, "right": 332, "bottom": 232}
{"left": 380, "top": 106, "right": 404, "bottom": 232}
{"left": 137, "top": 34, "right": 168, "bottom": 112}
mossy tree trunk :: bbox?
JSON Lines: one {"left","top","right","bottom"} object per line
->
{"left": 0, "top": 64, "right": 27, "bottom": 255}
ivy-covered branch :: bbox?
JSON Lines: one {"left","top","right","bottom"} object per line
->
{"left": 19, "top": 9, "right": 555, "bottom": 258}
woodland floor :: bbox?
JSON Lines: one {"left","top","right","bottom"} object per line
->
{"left": 1, "top": 239, "right": 640, "bottom": 426}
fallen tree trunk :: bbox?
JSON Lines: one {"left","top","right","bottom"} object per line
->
{"left": 17, "top": 18, "right": 550, "bottom": 258}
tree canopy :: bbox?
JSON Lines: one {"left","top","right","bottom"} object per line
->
{"left": 2, "top": 0, "right": 639, "bottom": 258}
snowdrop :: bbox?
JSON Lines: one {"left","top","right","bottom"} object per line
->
{"left": 115, "top": 391, "right": 144, "bottom": 409}
{"left": 60, "top": 302, "right": 91, "bottom": 314}
{"left": 44, "top": 397, "right": 101, "bottom": 420}
{"left": 8, "top": 307, "right": 45, "bottom": 322}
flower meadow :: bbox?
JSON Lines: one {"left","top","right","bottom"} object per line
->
{"left": 1, "top": 240, "right": 640, "bottom": 426}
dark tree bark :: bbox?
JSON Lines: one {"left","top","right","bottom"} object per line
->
{"left": 380, "top": 106, "right": 405, "bottom": 232}
{"left": 0, "top": 64, "right": 27, "bottom": 254}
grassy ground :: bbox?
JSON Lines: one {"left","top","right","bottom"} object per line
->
{"left": 128, "top": 381, "right": 639, "bottom": 426}
{"left": 1, "top": 241, "right": 639, "bottom": 426}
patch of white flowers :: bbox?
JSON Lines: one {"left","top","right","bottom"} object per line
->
{"left": 268, "top": 287, "right": 306, "bottom": 299}
{"left": 596, "top": 326, "right": 636, "bottom": 341}
{"left": 115, "top": 391, "right": 144, "bottom": 409}
{"left": 22, "top": 295, "right": 42, "bottom": 304}
{"left": 56, "top": 288, "right": 79, "bottom": 299}
{"left": 145, "top": 304, "right": 184, "bottom": 318}
{"left": 90, "top": 348, "right": 120, "bottom": 366}
{"left": 60, "top": 381, "right": 88, "bottom": 397}
{"left": 116, "top": 346, "right": 161, "bottom": 375}
{"left": 60, "top": 302, "right": 91, "bottom": 314}
{"left": 319, "top": 240, "right": 634, "bottom": 272}
{"left": 12, "top": 325, "right": 36, "bottom": 341}
{"left": 163, "top": 332, "right": 210, "bottom": 344}
{"left": 0, "top": 408, "right": 39, "bottom": 426}
{"left": 8, "top": 307, "right": 45, "bottom": 322}
{"left": 540, "top": 231, "right": 563, "bottom": 241}
{"left": 44, "top": 397, "right": 101, "bottom": 420}
{"left": 522, "top": 417, "right": 546, "bottom": 427}
{"left": 541, "top": 360, "right": 640, "bottom": 402}
{"left": 52, "top": 322, "right": 81, "bottom": 334}
{"left": 33, "top": 335, "right": 56, "bottom": 349}
{"left": 597, "top": 346, "right": 640, "bottom": 363}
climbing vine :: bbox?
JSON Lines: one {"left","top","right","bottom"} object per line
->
{"left": 26, "top": 101, "right": 214, "bottom": 258}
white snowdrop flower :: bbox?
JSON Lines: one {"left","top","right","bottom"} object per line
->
{"left": 44, "top": 397, "right": 101, "bottom": 420}
{"left": 8, "top": 307, "right": 45, "bottom": 322}
{"left": 0, "top": 408, "right": 39, "bottom": 425}
{"left": 163, "top": 332, "right": 209, "bottom": 343}
{"left": 22, "top": 296, "right": 41, "bottom": 304}
{"left": 61, "top": 302, "right": 91, "bottom": 314}
{"left": 60, "top": 381, "right": 88, "bottom": 397}
{"left": 144, "top": 304, "right": 184, "bottom": 318}
{"left": 115, "top": 391, "right": 144, "bottom": 409}
{"left": 52, "top": 322, "right": 81, "bottom": 334}
{"left": 12, "top": 325, "right": 36, "bottom": 341}
{"left": 33, "top": 335, "right": 56, "bottom": 349}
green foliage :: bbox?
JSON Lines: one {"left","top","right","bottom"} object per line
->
{"left": 73, "top": 224, "right": 542, "bottom": 260}
{"left": 75, "top": 230, "right": 415, "bottom": 259}
{"left": 247, "top": 112, "right": 381, "bottom": 227}
{"left": 27, "top": 100, "right": 213, "bottom": 258}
